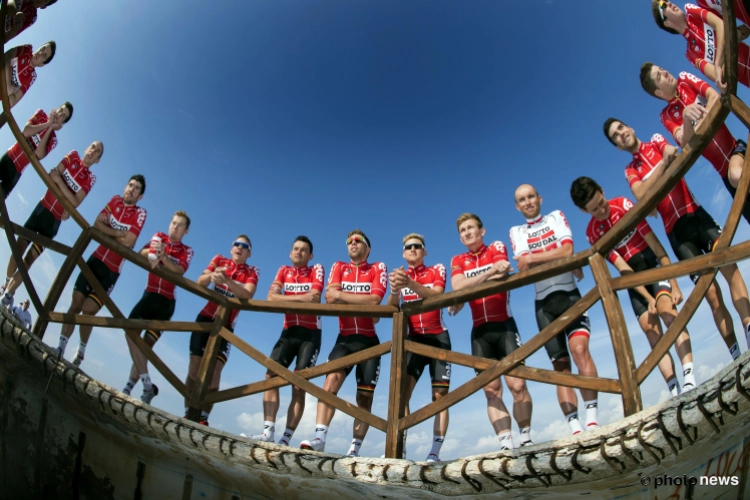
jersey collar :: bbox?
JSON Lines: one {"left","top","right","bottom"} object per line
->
{"left": 409, "top": 263, "right": 427, "bottom": 273}
{"left": 349, "top": 260, "right": 369, "bottom": 267}
{"left": 470, "top": 244, "right": 486, "bottom": 256}
{"left": 526, "top": 214, "right": 543, "bottom": 225}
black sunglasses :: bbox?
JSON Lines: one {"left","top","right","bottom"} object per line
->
{"left": 404, "top": 243, "right": 424, "bottom": 250}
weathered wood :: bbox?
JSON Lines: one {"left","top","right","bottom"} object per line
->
{"left": 404, "top": 340, "right": 622, "bottom": 394}
{"left": 187, "top": 308, "right": 228, "bottom": 421}
{"left": 399, "top": 288, "right": 601, "bottom": 431}
{"left": 204, "top": 341, "right": 392, "bottom": 404}
{"left": 384, "top": 312, "right": 408, "bottom": 459}
{"left": 722, "top": 0, "right": 739, "bottom": 96}
{"left": 714, "top": 130, "right": 750, "bottom": 248}
{"left": 46, "top": 312, "right": 214, "bottom": 333}
{"left": 589, "top": 254, "right": 642, "bottom": 416}
{"left": 593, "top": 100, "right": 729, "bottom": 256}
{"left": 610, "top": 239, "right": 750, "bottom": 291}
{"left": 225, "top": 297, "right": 397, "bottom": 318}
{"left": 34, "top": 229, "right": 91, "bottom": 339}
{"left": 729, "top": 94, "right": 750, "bottom": 129}
{"left": 220, "top": 327, "right": 388, "bottom": 432}
{"left": 0, "top": 220, "right": 71, "bottom": 255}
{"left": 402, "top": 249, "right": 594, "bottom": 316}
{"left": 0, "top": 185, "right": 43, "bottom": 314}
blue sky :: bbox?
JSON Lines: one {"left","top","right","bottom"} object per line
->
{"left": 3, "top": 0, "right": 750, "bottom": 459}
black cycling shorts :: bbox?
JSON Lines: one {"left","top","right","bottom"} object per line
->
{"left": 626, "top": 249, "right": 672, "bottom": 319}
{"left": 73, "top": 256, "right": 120, "bottom": 309}
{"left": 128, "top": 291, "right": 176, "bottom": 342}
{"left": 535, "top": 289, "right": 591, "bottom": 363}
{"left": 470, "top": 319, "right": 523, "bottom": 375}
{"left": 667, "top": 206, "right": 721, "bottom": 283}
{"left": 0, "top": 151, "right": 19, "bottom": 199}
{"left": 268, "top": 325, "right": 321, "bottom": 373}
{"left": 406, "top": 331, "right": 452, "bottom": 388}
{"left": 722, "top": 140, "right": 750, "bottom": 224}
{"left": 23, "top": 202, "right": 60, "bottom": 254}
{"left": 327, "top": 334, "right": 381, "bottom": 393}
{"left": 189, "top": 313, "right": 232, "bottom": 364}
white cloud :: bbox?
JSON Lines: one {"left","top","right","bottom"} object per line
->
{"left": 698, "top": 361, "right": 726, "bottom": 381}
{"left": 16, "top": 192, "right": 27, "bottom": 207}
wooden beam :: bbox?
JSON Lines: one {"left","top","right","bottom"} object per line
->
{"left": 399, "top": 288, "right": 601, "bottom": 431}
{"left": 404, "top": 340, "right": 622, "bottom": 394}
{"left": 46, "top": 312, "right": 214, "bottom": 332}
{"left": 722, "top": 0, "right": 739, "bottom": 96}
{"left": 714, "top": 130, "right": 750, "bottom": 248}
{"left": 0, "top": 220, "right": 71, "bottom": 255}
{"left": 384, "top": 312, "right": 408, "bottom": 459}
{"left": 204, "top": 341, "right": 392, "bottom": 404}
{"left": 225, "top": 297, "right": 397, "bottom": 318}
{"left": 402, "top": 249, "right": 593, "bottom": 316}
{"left": 187, "top": 308, "right": 228, "bottom": 420}
{"left": 220, "top": 328, "right": 388, "bottom": 432}
{"left": 729, "top": 94, "right": 750, "bottom": 130}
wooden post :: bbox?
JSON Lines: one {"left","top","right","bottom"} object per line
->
{"left": 589, "top": 253, "right": 642, "bottom": 416}
{"left": 384, "top": 312, "right": 409, "bottom": 459}
{"left": 187, "top": 307, "right": 229, "bottom": 422}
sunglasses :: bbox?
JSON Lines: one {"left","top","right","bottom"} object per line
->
{"left": 233, "top": 241, "right": 251, "bottom": 250}
{"left": 658, "top": 0, "right": 668, "bottom": 20}
{"left": 346, "top": 235, "right": 368, "bottom": 247}
{"left": 404, "top": 243, "right": 424, "bottom": 251}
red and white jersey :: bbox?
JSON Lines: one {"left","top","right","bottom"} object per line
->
{"left": 624, "top": 133, "right": 700, "bottom": 234}
{"left": 7, "top": 109, "right": 57, "bottom": 173}
{"left": 92, "top": 195, "right": 147, "bottom": 273}
{"left": 200, "top": 255, "right": 260, "bottom": 328}
{"left": 586, "top": 197, "right": 654, "bottom": 265}
{"left": 400, "top": 263, "right": 447, "bottom": 335}
{"left": 8, "top": 44, "right": 36, "bottom": 96}
{"left": 696, "top": 0, "right": 750, "bottom": 25}
{"left": 4, "top": 3, "right": 38, "bottom": 35}
{"left": 327, "top": 261, "right": 387, "bottom": 337}
{"left": 451, "top": 242, "right": 512, "bottom": 327}
{"left": 509, "top": 211, "right": 578, "bottom": 300}
{"left": 682, "top": 4, "right": 750, "bottom": 86}
{"left": 660, "top": 71, "right": 737, "bottom": 178}
{"left": 142, "top": 232, "right": 193, "bottom": 300}
{"left": 271, "top": 264, "right": 325, "bottom": 330}
{"left": 40, "top": 151, "right": 95, "bottom": 221}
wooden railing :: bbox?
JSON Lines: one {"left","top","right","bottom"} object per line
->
{"left": 1, "top": 0, "right": 749, "bottom": 459}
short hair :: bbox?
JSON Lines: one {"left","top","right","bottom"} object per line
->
{"left": 456, "top": 213, "right": 483, "bottom": 231}
{"left": 294, "top": 235, "right": 313, "bottom": 254}
{"left": 236, "top": 234, "right": 252, "bottom": 250}
{"left": 98, "top": 141, "right": 104, "bottom": 159}
{"left": 348, "top": 228, "right": 371, "bottom": 248}
{"left": 602, "top": 117, "right": 626, "bottom": 146}
{"left": 570, "top": 177, "right": 603, "bottom": 209}
{"left": 651, "top": 0, "right": 679, "bottom": 34}
{"left": 62, "top": 101, "right": 73, "bottom": 123}
{"left": 129, "top": 174, "right": 146, "bottom": 196}
{"left": 402, "top": 233, "right": 425, "bottom": 245}
{"left": 45, "top": 0, "right": 58, "bottom": 6}
{"left": 43, "top": 41, "right": 56, "bottom": 64}
{"left": 173, "top": 210, "right": 190, "bottom": 229}
{"left": 640, "top": 62, "right": 659, "bottom": 97}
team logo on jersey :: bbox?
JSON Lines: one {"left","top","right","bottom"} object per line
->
{"left": 284, "top": 283, "right": 313, "bottom": 293}
{"left": 703, "top": 24, "right": 716, "bottom": 63}
{"left": 464, "top": 264, "right": 491, "bottom": 278}
{"left": 108, "top": 215, "right": 130, "bottom": 232}
{"left": 344, "top": 269, "right": 351, "bottom": 276}
{"left": 464, "top": 259, "right": 471, "bottom": 265}
{"left": 62, "top": 169, "right": 82, "bottom": 193}
{"left": 287, "top": 271, "right": 294, "bottom": 278}
{"left": 9, "top": 58, "right": 20, "bottom": 88}
{"left": 341, "top": 281, "right": 371, "bottom": 293}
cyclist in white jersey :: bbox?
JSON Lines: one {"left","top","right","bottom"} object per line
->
{"left": 509, "top": 184, "right": 600, "bottom": 435}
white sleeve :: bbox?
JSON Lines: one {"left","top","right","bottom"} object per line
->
{"left": 552, "top": 210, "right": 574, "bottom": 244}
{"left": 508, "top": 225, "right": 530, "bottom": 257}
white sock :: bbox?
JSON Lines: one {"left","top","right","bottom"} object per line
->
{"left": 683, "top": 362, "right": 696, "bottom": 388}
{"left": 314, "top": 424, "right": 328, "bottom": 442}
{"left": 429, "top": 435, "right": 444, "bottom": 457}
{"left": 584, "top": 400, "right": 598, "bottom": 426}
{"left": 123, "top": 378, "right": 137, "bottom": 395}
{"left": 4, "top": 276, "right": 10, "bottom": 287}
{"left": 262, "top": 420, "right": 275, "bottom": 440}
{"left": 279, "top": 428, "right": 294, "bottom": 445}
{"left": 518, "top": 427, "right": 532, "bottom": 444}
{"left": 57, "top": 336, "right": 68, "bottom": 355}
{"left": 746, "top": 324, "right": 750, "bottom": 347}
{"left": 76, "top": 342, "right": 87, "bottom": 357}
{"left": 497, "top": 431, "right": 514, "bottom": 449}
{"left": 200, "top": 411, "right": 210, "bottom": 419}
{"left": 349, "top": 438, "right": 363, "bottom": 454}
{"left": 566, "top": 411, "right": 583, "bottom": 434}
{"left": 730, "top": 342, "right": 741, "bottom": 360}
{"left": 666, "top": 376, "right": 680, "bottom": 396}
{"left": 140, "top": 373, "right": 152, "bottom": 391}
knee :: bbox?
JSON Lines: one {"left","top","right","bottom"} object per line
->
{"left": 291, "top": 387, "right": 305, "bottom": 401}
{"left": 483, "top": 385, "right": 502, "bottom": 403}
{"left": 432, "top": 388, "right": 447, "bottom": 402}
{"left": 569, "top": 342, "right": 589, "bottom": 360}
{"left": 356, "top": 392, "right": 373, "bottom": 408}
{"left": 553, "top": 358, "right": 572, "bottom": 372}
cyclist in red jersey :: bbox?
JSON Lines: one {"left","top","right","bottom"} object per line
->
{"left": 605, "top": 118, "right": 747, "bottom": 360}
{"left": 510, "top": 185, "right": 600, "bottom": 435}
{"left": 4, "top": 0, "right": 58, "bottom": 43}
{"left": 695, "top": 0, "right": 750, "bottom": 27}
{"left": 0, "top": 42, "right": 55, "bottom": 129}
{"left": 651, "top": 2, "right": 750, "bottom": 92}
{"left": 0, "top": 103, "right": 72, "bottom": 200}
{"left": 640, "top": 64, "right": 750, "bottom": 223}
{"left": 122, "top": 211, "right": 193, "bottom": 404}
{"left": 1, "top": 140, "right": 99, "bottom": 310}
{"left": 448, "top": 213, "right": 534, "bottom": 450}
{"left": 300, "top": 229, "right": 387, "bottom": 457}
{"left": 571, "top": 176, "right": 697, "bottom": 394}
{"left": 185, "top": 235, "right": 258, "bottom": 427}
{"left": 54, "top": 175, "right": 147, "bottom": 366}
{"left": 251, "top": 236, "right": 324, "bottom": 447}
{"left": 388, "top": 233, "right": 450, "bottom": 462}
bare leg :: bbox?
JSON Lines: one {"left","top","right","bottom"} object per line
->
{"left": 719, "top": 264, "right": 750, "bottom": 330}
{"left": 78, "top": 297, "right": 103, "bottom": 345}
{"left": 60, "top": 291, "right": 87, "bottom": 341}
{"left": 552, "top": 358, "right": 578, "bottom": 415}
{"left": 704, "top": 280, "right": 739, "bottom": 350}
{"left": 432, "top": 387, "right": 449, "bottom": 436}
{"left": 4, "top": 237, "right": 30, "bottom": 290}
{"left": 202, "top": 361, "right": 225, "bottom": 414}
{"left": 483, "top": 378, "right": 512, "bottom": 434}
{"left": 504, "top": 375, "right": 532, "bottom": 430}
{"left": 352, "top": 391, "right": 374, "bottom": 441}
{"left": 314, "top": 370, "right": 346, "bottom": 426}
{"left": 262, "top": 373, "right": 281, "bottom": 422}
{"left": 568, "top": 335, "right": 598, "bottom": 402}
{"left": 637, "top": 311, "right": 676, "bottom": 382}
{"left": 286, "top": 385, "right": 307, "bottom": 431}
{"left": 184, "top": 355, "right": 202, "bottom": 411}
{"left": 656, "top": 295, "right": 693, "bottom": 365}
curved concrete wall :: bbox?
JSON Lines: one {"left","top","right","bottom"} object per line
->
{"left": 0, "top": 309, "right": 748, "bottom": 499}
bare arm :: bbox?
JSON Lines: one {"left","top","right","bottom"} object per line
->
{"left": 49, "top": 165, "right": 85, "bottom": 207}
{"left": 524, "top": 242, "right": 573, "bottom": 266}
{"left": 406, "top": 279, "right": 444, "bottom": 298}
{"left": 629, "top": 146, "right": 678, "bottom": 201}
{"left": 450, "top": 261, "right": 510, "bottom": 290}
{"left": 138, "top": 246, "right": 187, "bottom": 275}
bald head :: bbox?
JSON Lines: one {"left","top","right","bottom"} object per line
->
{"left": 515, "top": 184, "right": 543, "bottom": 219}
{"left": 514, "top": 184, "right": 538, "bottom": 202}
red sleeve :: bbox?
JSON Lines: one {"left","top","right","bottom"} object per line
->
{"left": 20, "top": 7, "right": 36, "bottom": 31}
{"left": 82, "top": 171, "right": 95, "bottom": 194}
{"left": 311, "top": 263, "right": 325, "bottom": 292}
{"left": 129, "top": 207, "right": 146, "bottom": 237}
{"left": 370, "top": 262, "right": 388, "bottom": 298}
{"left": 45, "top": 132, "right": 57, "bottom": 155}
{"left": 179, "top": 246, "right": 194, "bottom": 272}
{"left": 271, "top": 266, "right": 286, "bottom": 287}
{"left": 206, "top": 255, "right": 223, "bottom": 273}
{"left": 29, "top": 109, "right": 45, "bottom": 125}
{"left": 682, "top": 71, "right": 712, "bottom": 98}
{"left": 141, "top": 231, "right": 162, "bottom": 251}
{"left": 659, "top": 106, "right": 681, "bottom": 141}
{"left": 606, "top": 250, "right": 619, "bottom": 265}
{"left": 244, "top": 266, "right": 259, "bottom": 285}
{"left": 100, "top": 195, "right": 119, "bottom": 219}
{"left": 624, "top": 165, "right": 642, "bottom": 187}
{"left": 489, "top": 241, "right": 509, "bottom": 263}
{"left": 586, "top": 220, "right": 599, "bottom": 246}
{"left": 433, "top": 264, "right": 447, "bottom": 289}
{"left": 619, "top": 196, "right": 654, "bottom": 238}
{"left": 327, "top": 262, "right": 342, "bottom": 289}
{"left": 450, "top": 254, "right": 464, "bottom": 277}
{"left": 61, "top": 150, "right": 76, "bottom": 170}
